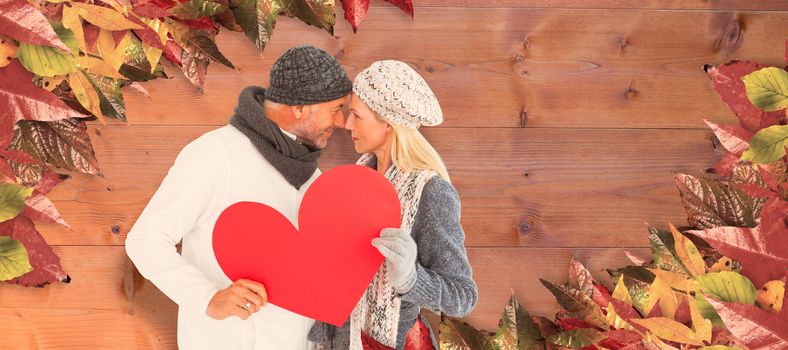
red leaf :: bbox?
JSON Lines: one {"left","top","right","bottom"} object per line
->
{"left": 83, "top": 24, "right": 100, "bottom": 52}
{"left": 35, "top": 169, "right": 69, "bottom": 195}
{"left": 673, "top": 296, "right": 691, "bottom": 324}
{"left": 340, "top": 0, "right": 371, "bottom": 33}
{"left": 0, "top": 0, "right": 69, "bottom": 51}
{"left": 163, "top": 38, "right": 183, "bottom": 65}
{"left": 404, "top": 318, "right": 435, "bottom": 350}
{"left": 0, "top": 60, "right": 89, "bottom": 123}
{"left": 1, "top": 149, "right": 41, "bottom": 165}
{"left": 688, "top": 220, "right": 788, "bottom": 287}
{"left": 705, "top": 119, "right": 753, "bottom": 156}
{"left": 598, "top": 329, "right": 643, "bottom": 350}
{"left": 179, "top": 17, "right": 216, "bottom": 31}
{"left": 0, "top": 107, "right": 13, "bottom": 148}
{"left": 0, "top": 215, "right": 69, "bottom": 287}
{"left": 130, "top": 16, "right": 166, "bottom": 50}
{"left": 591, "top": 283, "right": 613, "bottom": 309}
{"left": 758, "top": 196, "right": 788, "bottom": 239}
{"left": 22, "top": 192, "right": 69, "bottom": 228}
{"left": 112, "top": 29, "right": 127, "bottom": 47}
{"left": 709, "top": 153, "right": 741, "bottom": 178}
{"left": 706, "top": 61, "right": 785, "bottom": 132}
{"left": 130, "top": 0, "right": 177, "bottom": 18}
{"left": 706, "top": 298, "right": 788, "bottom": 350}
{"left": 624, "top": 249, "right": 649, "bottom": 266}
{"left": 179, "top": 44, "right": 208, "bottom": 93}
{"left": 0, "top": 157, "right": 16, "bottom": 181}
{"left": 361, "top": 331, "right": 395, "bottom": 350}
{"left": 608, "top": 298, "right": 648, "bottom": 333}
{"left": 558, "top": 317, "right": 597, "bottom": 331}
{"left": 383, "top": 0, "right": 413, "bottom": 18}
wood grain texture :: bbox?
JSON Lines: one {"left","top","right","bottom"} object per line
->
{"left": 122, "top": 7, "right": 788, "bottom": 128}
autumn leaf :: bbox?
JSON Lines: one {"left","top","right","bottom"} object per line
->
{"left": 647, "top": 268, "right": 696, "bottom": 293}
{"left": 624, "top": 249, "right": 650, "bottom": 267}
{"left": 705, "top": 119, "right": 753, "bottom": 156}
{"left": 0, "top": 35, "right": 17, "bottom": 68}
{"left": 229, "top": 0, "right": 285, "bottom": 51}
{"left": 22, "top": 192, "right": 69, "bottom": 228}
{"left": 648, "top": 225, "right": 689, "bottom": 275}
{"left": 741, "top": 125, "right": 788, "bottom": 164}
{"left": 130, "top": 0, "right": 177, "bottom": 18}
{"left": 608, "top": 267, "right": 654, "bottom": 314}
{"left": 709, "top": 256, "right": 738, "bottom": 273}
{"left": 491, "top": 292, "right": 544, "bottom": 350}
{"left": 0, "top": 0, "right": 69, "bottom": 51}
{"left": 440, "top": 314, "right": 495, "bottom": 350}
{"left": 688, "top": 222, "right": 788, "bottom": 287}
{"left": 166, "top": 19, "right": 234, "bottom": 69}
{"left": 674, "top": 173, "right": 763, "bottom": 229}
{"left": 16, "top": 38, "right": 77, "bottom": 77}
{"left": 547, "top": 328, "right": 605, "bottom": 348}
{"left": 340, "top": 0, "right": 413, "bottom": 33}
{"left": 687, "top": 293, "right": 712, "bottom": 343}
{"left": 83, "top": 73, "right": 126, "bottom": 121}
{"left": 629, "top": 317, "right": 704, "bottom": 346}
{"left": 11, "top": 119, "right": 102, "bottom": 176}
{"left": 755, "top": 279, "right": 785, "bottom": 314}
{"left": 540, "top": 278, "right": 609, "bottom": 330}
{"left": 0, "top": 235, "right": 31, "bottom": 281}
{"left": 0, "top": 183, "right": 33, "bottom": 222}
{"left": 706, "top": 61, "right": 784, "bottom": 132}
{"left": 598, "top": 329, "right": 644, "bottom": 350}
{"left": 643, "top": 276, "right": 678, "bottom": 320}
{"left": 130, "top": 16, "right": 168, "bottom": 51}
{"left": 695, "top": 271, "right": 757, "bottom": 305}
{"left": 743, "top": 67, "right": 788, "bottom": 112}
{"left": 171, "top": 0, "right": 228, "bottom": 19}
{"left": 706, "top": 297, "right": 788, "bottom": 350}
{"left": 668, "top": 223, "right": 706, "bottom": 276}
{"left": 67, "top": 2, "right": 144, "bottom": 31}
{"left": 68, "top": 70, "right": 106, "bottom": 122}
{"left": 0, "top": 215, "right": 69, "bottom": 287}
{"left": 282, "top": 0, "right": 335, "bottom": 35}
{"left": 119, "top": 34, "right": 167, "bottom": 81}
{"left": 567, "top": 256, "right": 597, "bottom": 298}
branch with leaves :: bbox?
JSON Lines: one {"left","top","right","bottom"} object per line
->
{"left": 0, "top": 0, "right": 413, "bottom": 287}
{"left": 438, "top": 42, "right": 788, "bottom": 350}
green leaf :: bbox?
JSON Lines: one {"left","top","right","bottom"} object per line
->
{"left": 11, "top": 119, "right": 102, "bottom": 176}
{"left": 546, "top": 328, "right": 605, "bottom": 348}
{"left": 743, "top": 67, "right": 788, "bottom": 111}
{"left": 283, "top": 0, "right": 335, "bottom": 35}
{"left": 492, "top": 293, "right": 543, "bottom": 350}
{"left": 695, "top": 293, "right": 724, "bottom": 328}
{"left": 0, "top": 236, "right": 32, "bottom": 281}
{"left": 607, "top": 266, "right": 655, "bottom": 314}
{"left": 0, "top": 183, "right": 33, "bottom": 222}
{"left": 16, "top": 43, "right": 77, "bottom": 77}
{"left": 741, "top": 125, "right": 788, "bottom": 164}
{"left": 171, "top": 0, "right": 228, "bottom": 19}
{"left": 695, "top": 271, "right": 757, "bottom": 305}
{"left": 440, "top": 315, "right": 496, "bottom": 350}
{"left": 118, "top": 34, "right": 167, "bottom": 81}
{"left": 83, "top": 73, "right": 126, "bottom": 121}
{"left": 229, "top": 0, "right": 285, "bottom": 50}
{"left": 539, "top": 279, "right": 609, "bottom": 330}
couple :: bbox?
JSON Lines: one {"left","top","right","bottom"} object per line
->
{"left": 125, "top": 45, "right": 477, "bottom": 350}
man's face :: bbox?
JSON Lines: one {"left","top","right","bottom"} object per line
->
{"left": 291, "top": 96, "right": 347, "bottom": 149}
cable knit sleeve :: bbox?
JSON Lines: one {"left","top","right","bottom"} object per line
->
{"left": 124, "top": 133, "right": 227, "bottom": 315}
{"left": 399, "top": 177, "right": 478, "bottom": 317}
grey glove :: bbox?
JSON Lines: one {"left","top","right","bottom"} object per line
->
{"left": 371, "top": 227, "right": 418, "bottom": 294}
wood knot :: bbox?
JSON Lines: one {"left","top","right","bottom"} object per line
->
{"left": 715, "top": 18, "right": 743, "bottom": 56}
{"left": 619, "top": 36, "right": 629, "bottom": 53}
{"left": 523, "top": 37, "right": 531, "bottom": 50}
{"left": 94, "top": 129, "right": 102, "bottom": 136}
{"left": 625, "top": 84, "right": 638, "bottom": 99}
{"left": 520, "top": 108, "right": 528, "bottom": 127}
{"left": 517, "top": 220, "right": 533, "bottom": 235}
{"left": 514, "top": 54, "right": 525, "bottom": 62}
{"left": 111, "top": 225, "right": 122, "bottom": 235}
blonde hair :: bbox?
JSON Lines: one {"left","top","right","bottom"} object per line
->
{"left": 387, "top": 123, "right": 451, "bottom": 182}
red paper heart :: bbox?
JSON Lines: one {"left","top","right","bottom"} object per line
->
{"left": 212, "top": 165, "right": 401, "bottom": 326}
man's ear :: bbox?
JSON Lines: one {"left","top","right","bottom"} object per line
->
{"left": 292, "top": 105, "right": 306, "bottom": 120}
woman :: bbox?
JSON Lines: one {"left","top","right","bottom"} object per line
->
{"left": 309, "top": 60, "right": 478, "bottom": 350}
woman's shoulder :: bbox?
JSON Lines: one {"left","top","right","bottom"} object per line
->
{"left": 420, "top": 175, "right": 460, "bottom": 209}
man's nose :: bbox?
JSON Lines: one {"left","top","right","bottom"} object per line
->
{"left": 335, "top": 112, "right": 346, "bottom": 129}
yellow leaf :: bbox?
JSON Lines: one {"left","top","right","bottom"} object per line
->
{"left": 630, "top": 318, "right": 703, "bottom": 346}
{"left": 142, "top": 42, "right": 162, "bottom": 73}
{"left": 96, "top": 29, "right": 131, "bottom": 71}
{"left": 687, "top": 293, "right": 712, "bottom": 343}
{"left": 648, "top": 268, "right": 697, "bottom": 292}
{"left": 709, "top": 256, "right": 735, "bottom": 272}
{"left": 0, "top": 35, "right": 17, "bottom": 68}
{"left": 612, "top": 275, "right": 633, "bottom": 305}
{"left": 78, "top": 56, "right": 125, "bottom": 79}
{"left": 645, "top": 277, "right": 678, "bottom": 319}
{"left": 69, "top": 2, "right": 143, "bottom": 31}
{"left": 68, "top": 71, "right": 105, "bottom": 123}
{"left": 41, "top": 75, "right": 66, "bottom": 91}
{"left": 755, "top": 280, "right": 785, "bottom": 314}
{"left": 139, "top": 16, "right": 169, "bottom": 47}
{"left": 605, "top": 301, "right": 635, "bottom": 330}
{"left": 669, "top": 223, "right": 706, "bottom": 276}
{"left": 62, "top": 5, "right": 86, "bottom": 52}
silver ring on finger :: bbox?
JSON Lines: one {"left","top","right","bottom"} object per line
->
{"left": 242, "top": 301, "right": 251, "bottom": 311}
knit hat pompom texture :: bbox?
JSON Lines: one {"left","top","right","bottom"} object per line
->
{"left": 353, "top": 60, "right": 443, "bottom": 129}
{"left": 266, "top": 45, "right": 353, "bottom": 106}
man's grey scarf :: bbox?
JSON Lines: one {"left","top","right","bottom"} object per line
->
{"left": 229, "top": 86, "right": 321, "bottom": 189}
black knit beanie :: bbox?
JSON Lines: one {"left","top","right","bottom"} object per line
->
{"left": 265, "top": 45, "right": 353, "bottom": 105}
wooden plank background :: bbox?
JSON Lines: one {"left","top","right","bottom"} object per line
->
{"left": 3, "top": 1, "right": 788, "bottom": 348}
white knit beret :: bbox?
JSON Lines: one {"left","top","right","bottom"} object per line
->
{"left": 353, "top": 60, "right": 444, "bottom": 129}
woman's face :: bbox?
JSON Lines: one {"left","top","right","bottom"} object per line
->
{"left": 345, "top": 93, "right": 392, "bottom": 154}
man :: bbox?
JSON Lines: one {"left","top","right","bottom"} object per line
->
{"left": 125, "top": 45, "right": 352, "bottom": 350}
